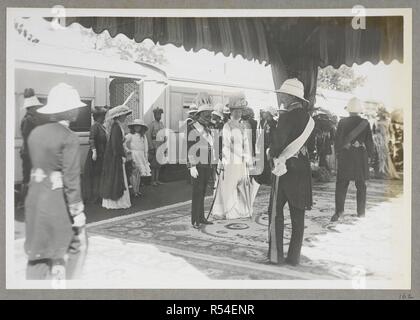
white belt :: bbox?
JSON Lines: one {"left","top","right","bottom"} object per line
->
{"left": 30, "top": 169, "right": 63, "bottom": 190}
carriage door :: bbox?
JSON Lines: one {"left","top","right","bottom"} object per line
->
{"left": 109, "top": 77, "right": 141, "bottom": 131}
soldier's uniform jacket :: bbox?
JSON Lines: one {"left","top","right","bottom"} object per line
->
{"left": 179, "top": 117, "right": 195, "bottom": 164}
{"left": 269, "top": 108, "right": 313, "bottom": 210}
{"left": 335, "top": 115, "right": 374, "bottom": 181}
{"left": 186, "top": 120, "right": 216, "bottom": 168}
{"left": 25, "top": 122, "right": 82, "bottom": 260}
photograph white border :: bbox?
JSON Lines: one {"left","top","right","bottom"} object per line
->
{"left": 5, "top": 7, "right": 412, "bottom": 290}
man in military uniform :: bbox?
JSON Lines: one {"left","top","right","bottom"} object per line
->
{"left": 331, "top": 97, "right": 374, "bottom": 221}
{"left": 267, "top": 78, "right": 314, "bottom": 266}
{"left": 25, "top": 83, "right": 87, "bottom": 280}
{"left": 187, "top": 93, "right": 216, "bottom": 228}
{"left": 181, "top": 103, "right": 198, "bottom": 184}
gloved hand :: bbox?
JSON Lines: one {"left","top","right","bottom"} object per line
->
{"left": 266, "top": 148, "right": 271, "bottom": 160}
{"left": 190, "top": 166, "right": 199, "bottom": 178}
{"left": 217, "top": 161, "right": 224, "bottom": 173}
{"left": 92, "top": 149, "right": 97, "bottom": 161}
{"left": 72, "top": 213, "right": 86, "bottom": 228}
{"left": 51, "top": 264, "right": 66, "bottom": 282}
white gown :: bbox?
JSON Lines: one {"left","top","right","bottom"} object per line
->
{"left": 211, "top": 119, "right": 259, "bottom": 220}
{"left": 102, "top": 122, "right": 131, "bottom": 209}
{"left": 125, "top": 133, "right": 152, "bottom": 176}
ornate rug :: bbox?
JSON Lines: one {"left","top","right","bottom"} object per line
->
{"left": 88, "top": 179, "right": 403, "bottom": 280}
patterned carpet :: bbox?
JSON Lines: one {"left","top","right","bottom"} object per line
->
{"left": 88, "top": 178, "right": 404, "bottom": 280}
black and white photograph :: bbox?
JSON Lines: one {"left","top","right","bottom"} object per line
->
{"left": 4, "top": 6, "right": 412, "bottom": 290}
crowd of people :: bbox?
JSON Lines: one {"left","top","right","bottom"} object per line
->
{"left": 81, "top": 97, "right": 167, "bottom": 209}
{"left": 307, "top": 105, "right": 402, "bottom": 182}
{"left": 18, "top": 77, "right": 403, "bottom": 280}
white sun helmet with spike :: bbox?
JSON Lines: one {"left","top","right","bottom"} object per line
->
{"left": 194, "top": 92, "right": 213, "bottom": 114}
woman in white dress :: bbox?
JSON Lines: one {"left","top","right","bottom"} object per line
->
{"left": 126, "top": 119, "right": 152, "bottom": 196}
{"left": 211, "top": 93, "right": 255, "bottom": 220}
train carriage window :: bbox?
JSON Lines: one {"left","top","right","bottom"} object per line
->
{"left": 37, "top": 97, "right": 92, "bottom": 132}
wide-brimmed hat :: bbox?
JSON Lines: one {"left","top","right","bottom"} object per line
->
{"left": 345, "top": 97, "right": 364, "bottom": 114}
{"left": 212, "top": 103, "right": 224, "bottom": 118}
{"left": 37, "top": 83, "right": 86, "bottom": 114}
{"left": 106, "top": 91, "right": 135, "bottom": 120}
{"left": 22, "top": 88, "right": 43, "bottom": 109}
{"left": 194, "top": 92, "right": 213, "bottom": 113}
{"left": 106, "top": 105, "right": 132, "bottom": 120}
{"left": 228, "top": 92, "right": 248, "bottom": 109}
{"left": 188, "top": 103, "right": 198, "bottom": 115}
{"left": 128, "top": 118, "right": 148, "bottom": 130}
{"left": 275, "top": 78, "right": 309, "bottom": 105}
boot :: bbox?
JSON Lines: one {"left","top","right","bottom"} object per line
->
{"left": 330, "top": 212, "right": 343, "bottom": 222}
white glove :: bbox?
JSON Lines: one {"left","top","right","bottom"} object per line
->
{"left": 190, "top": 166, "right": 199, "bottom": 178}
{"left": 72, "top": 213, "right": 86, "bottom": 228}
{"left": 51, "top": 264, "right": 66, "bottom": 282}
{"left": 266, "top": 148, "right": 271, "bottom": 160}
{"left": 92, "top": 149, "right": 97, "bottom": 161}
{"left": 217, "top": 161, "right": 223, "bottom": 172}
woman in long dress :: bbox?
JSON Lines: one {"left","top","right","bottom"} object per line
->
{"left": 100, "top": 105, "right": 132, "bottom": 209}
{"left": 373, "top": 116, "right": 400, "bottom": 179}
{"left": 125, "top": 119, "right": 151, "bottom": 197}
{"left": 211, "top": 93, "right": 255, "bottom": 220}
{"left": 82, "top": 106, "right": 108, "bottom": 204}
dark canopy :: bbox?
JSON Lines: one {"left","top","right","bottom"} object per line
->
{"left": 64, "top": 16, "right": 404, "bottom": 107}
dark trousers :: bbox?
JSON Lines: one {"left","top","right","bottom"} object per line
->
{"left": 318, "top": 153, "right": 329, "bottom": 170}
{"left": 335, "top": 179, "right": 367, "bottom": 216}
{"left": 26, "top": 258, "right": 65, "bottom": 280}
{"left": 26, "top": 228, "right": 87, "bottom": 280}
{"left": 20, "top": 152, "right": 32, "bottom": 203}
{"left": 191, "top": 165, "right": 212, "bottom": 225}
{"left": 269, "top": 185, "right": 305, "bottom": 265}
{"left": 21, "top": 152, "right": 32, "bottom": 184}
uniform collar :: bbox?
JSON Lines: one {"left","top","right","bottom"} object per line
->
{"left": 287, "top": 102, "right": 303, "bottom": 112}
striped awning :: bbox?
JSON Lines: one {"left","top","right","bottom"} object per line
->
{"left": 63, "top": 16, "right": 404, "bottom": 107}
{"left": 64, "top": 16, "right": 403, "bottom": 68}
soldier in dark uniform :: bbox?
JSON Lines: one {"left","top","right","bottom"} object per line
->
{"left": 187, "top": 93, "right": 216, "bottom": 228}
{"left": 25, "top": 83, "right": 87, "bottom": 280}
{"left": 211, "top": 103, "right": 225, "bottom": 162}
{"left": 182, "top": 103, "right": 198, "bottom": 184}
{"left": 19, "top": 89, "right": 45, "bottom": 203}
{"left": 267, "top": 78, "right": 314, "bottom": 266}
{"left": 331, "top": 97, "right": 374, "bottom": 221}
